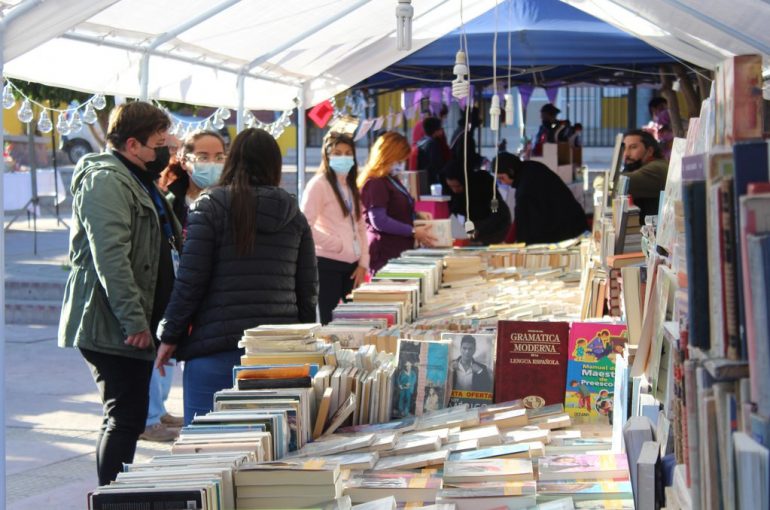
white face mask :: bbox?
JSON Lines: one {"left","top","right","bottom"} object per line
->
{"left": 391, "top": 161, "right": 406, "bottom": 174}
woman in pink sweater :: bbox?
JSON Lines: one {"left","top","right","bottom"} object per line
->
{"left": 300, "top": 132, "right": 369, "bottom": 324}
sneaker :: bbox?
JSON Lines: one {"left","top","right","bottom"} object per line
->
{"left": 139, "top": 423, "right": 178, "bottom": 442}
{"left": 160, "top": 413, "right": 184, "bottom": 427}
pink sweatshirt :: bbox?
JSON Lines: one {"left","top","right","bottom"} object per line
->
{"left": 301, "top": 173, "right": 370, "bottom": 269}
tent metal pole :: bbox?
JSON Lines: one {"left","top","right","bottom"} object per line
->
{"left": 246, "top": 0, "right": 371, "bottom": 71}
{"left": 236, "top": 72, "right": 245, "bottom": 132}
{"left": 296, "top": 84, "right": 307, "bottom": 203}
{"left": 0, "top": 24, "right": 6, "bottom": 510}
{"left": 139, "top": 52, "right": 150, "bottom": 100}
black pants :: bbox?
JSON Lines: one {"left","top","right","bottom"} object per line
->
{"left": 317, "top": 257, "right": 358, "bottom": 324}
{"left": 80, "top": 348, "right": 154, "bottom": 485}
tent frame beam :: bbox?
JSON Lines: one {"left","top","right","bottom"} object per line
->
{"left": 140, "top": 0, "right": 243, "bottom": 100}
{"left": 60, "top": 32, "right": 298, "bottom": 92}
{"left": 656, "top": 0, "right": 770, "bottom": 55}
{"left": 245, "top": 0, "right": 372, "bottom": 72}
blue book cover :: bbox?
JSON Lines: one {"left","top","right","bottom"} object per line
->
{"left": 732, "top": 140, "right": 769, "bottom": 358}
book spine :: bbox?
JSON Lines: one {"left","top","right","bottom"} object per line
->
{"left": 720, "top": 179, "right": 740, "bottom": 359}
{"left": 683, "top": 360, "right": 700, "bottom": 509}
{"left": 732, "top": 140, "right": 769, "bottom": 360}
{"left": 683, "top": 181, "right": 710, "bottom": 350}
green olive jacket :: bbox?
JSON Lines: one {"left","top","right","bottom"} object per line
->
{"left": 58, "top": 152, "right": 181, "bottom": 360}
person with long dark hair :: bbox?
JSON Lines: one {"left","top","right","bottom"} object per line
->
{"left": 300, "top": 132, "right": 368, "bottom": 324}
{"left": 155, "top": 128, "right": 318, "bottom": 424}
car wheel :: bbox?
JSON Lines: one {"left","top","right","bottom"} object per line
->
{"left": 66, "top": 139, "right": 93, "bottom": 164}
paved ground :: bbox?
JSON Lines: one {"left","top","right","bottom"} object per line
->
{"left": 3, "top": 214, "right": 184, "bottom": 510}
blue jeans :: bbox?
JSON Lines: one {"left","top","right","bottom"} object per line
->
{"left": 182, "top": 349, "right": 243, "bottom": 426}
{"left": 146, "top": 364, "right": 174, "bottom": 426}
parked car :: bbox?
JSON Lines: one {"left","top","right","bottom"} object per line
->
{"left": 61, "top": 123, "right": 105, "bottom": 164}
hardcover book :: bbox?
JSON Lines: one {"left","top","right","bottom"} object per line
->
{"left": 495, "top": 321, "right": 570, "bottom": 409}
{"left": 564, "top": 322, "right": 628, "bottom": 422}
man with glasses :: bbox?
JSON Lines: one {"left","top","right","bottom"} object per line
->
{"left": 58, "top": 101, "right": 182, "bottom": 484}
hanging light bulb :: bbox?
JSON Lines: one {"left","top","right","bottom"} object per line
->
{"left": 167, "top": 122, "right": 178, "bottom": 137}
{"left": 218, "top": 108, "right": 231, "bottom": 120}
{"left": 395, "top": 0, "right": 414, "bottom": 51}
{"left": 203, "top": 119, "right": 213, "bottom": 131}
{"left": 489, "top": 94, "right": 501, "bottom": 131}
{"left": 2, "top": 85, "right": 15, "bottom": 109}
{"left": 244, "top": 110, "right": 255, "bottom": 127}
{"left": 83, "top": 103, "right": 98, "bottom": 124}
{"left": 37, "top": 110, "right": 53, "bottom": 133}
{"left": 17, "top": 99, "right": 33, "bottom": 123}
{"left": 451, "top": 51, "right": 470, "bottom": 100}
{"left": 56, "top": 113, "right": 71, "bottom": 136}
{"left": 283, "top": 114, "right": 292, "bottom": 128}
{"left": 504, "top": 93, "right": 514, "bottom": 126}
{"left": 92, "top": 93, "right": 107, "bottom": 110}
{"left": 68, "top": 111, "right": 83, "bottom": 133}
{"left": 212, "top": 113, "right": 225, "bottom": 130}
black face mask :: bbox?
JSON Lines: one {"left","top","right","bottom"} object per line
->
{"left": 143, "top": 146, "right": 171, "bottom": 179}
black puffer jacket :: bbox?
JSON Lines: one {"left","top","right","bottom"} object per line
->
{"left": 157, "top": 185, "right": 318, "bottom": 361}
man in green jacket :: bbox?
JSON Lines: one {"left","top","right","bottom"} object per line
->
{"left": 58, "top": 101, "right": 180, "bottom": 485}
{"left": 620, "top": 129, "right": 669, "bottom": 222}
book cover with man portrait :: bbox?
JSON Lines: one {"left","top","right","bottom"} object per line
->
{"left": 443, "top": 332, "right": 496, "bottom": 407}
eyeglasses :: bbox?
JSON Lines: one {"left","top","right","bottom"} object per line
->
{"left": 185, "top": 153, "right": 226, "bottom": 164}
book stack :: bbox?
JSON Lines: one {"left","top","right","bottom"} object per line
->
{"left": 485, "top": 237, "right": 584, "bottom": 272}
{"left": 233, "top": 458, "right": 343, "bottom": 509}
{"left": 88, "top": 451, "right": 248, "bottom": 510}
{"left": 238, "top": 323, "right": 333, "bottom": 367}
{"left": 441, "top": 255, "right": 484, "bottom": 284}
{"left": 351, "top": 282, "right": 421, "bottom": 323}
{"left": 537, "top": 453, "right": 632, "bottom": 508}
{"left": 437, "top": 458, "right": 536, "bottom": 509}
{"left": 613, "top": 200, "right": 642, "bottom": 255}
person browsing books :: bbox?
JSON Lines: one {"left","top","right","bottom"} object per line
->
{"left": 443, "top": 159, "right": 511, "bottom": 245}
{"left": 301, "top": 132, "right": 369, "bottom": 324}
{"left": 155, "top": 128, "right": 318, "bottom": 425}
{"left": 494, "top": 152, "right": 588, "bottom": 245}
{"left": 359, "top": 132, "right": 437, "bottom": 273}
{"left": 620, "top": 129, "right": 669, "bottom": 222}
{"left": 58, "top": 101, "right": 181, "bottom": 485}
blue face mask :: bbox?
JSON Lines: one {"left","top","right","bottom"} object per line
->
{"left": 190, "top": 162, "right": 224, "bottom": 188}
{"left": 328, "top": 155, "right": 355, "bottom": 175}
{"left": 391, "top": 161, "right": 406, "bottom": 174}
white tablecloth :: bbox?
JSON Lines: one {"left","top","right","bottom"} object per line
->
{"left": 4, "top": 169, "right": 67, "bottom": 211}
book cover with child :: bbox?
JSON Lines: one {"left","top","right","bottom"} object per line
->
{"left": 564, "top": 322, "right": 628, "bottom": 421}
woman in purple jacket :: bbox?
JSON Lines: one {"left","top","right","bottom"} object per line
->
{"left": 357, "top": 132, "right": 436, "bottom": 273}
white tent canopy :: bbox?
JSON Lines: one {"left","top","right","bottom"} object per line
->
{"left": 562, "top": 0, "right": 770, "bottom": 70}
{"left": 2, "top": 0, "right": 498, "bottom": 111}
